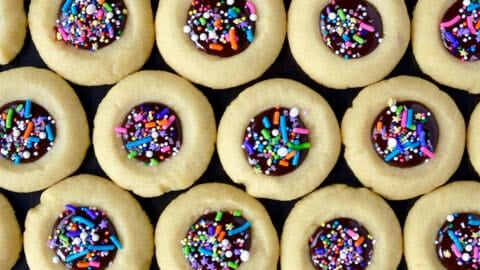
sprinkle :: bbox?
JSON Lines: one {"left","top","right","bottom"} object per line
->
{"left": 56, "top": 0, "right": 128, "bottom": 51}
{"left": 116, "top": 103, "right": 182, "bottom": 165}
{"left": 49, "top": 205, "right": 121, "bottom": 268}
{"left": 243, "top": 107, "right": 310, "bottom": 175}
{"left": 320, "top": 0, "right": 383, "bottom": 59}
{"left": 182, "top": 210, "right": 250, "bottom": 269}
{"left": 0, "top": 100, "right": 56, "bottom": 164}
{"left": 184, "top": 0, "right": 257, "bottom": 57}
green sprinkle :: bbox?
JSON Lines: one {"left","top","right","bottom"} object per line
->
{"left": 60, "top": 234, "right": 69, "bottom": 243}
{"left": 183, "top": 246, "right": 190, "bottom": 255}
{"left": 6, "top": 108, "right": 14, "bottom": 129}
{"left": 15, "top": 104, "right": 23, "bottom": 112}
{"left": 261, "top": 129, "right": 271, "bottom": 140}
{"left": 228, "top": 261, "right": 239, "bottom": 269}
{"left": 352, "top": 34, "right": 365, "bottom": 44}
{"left": 215, "top": 211, "right": 223, "bottom": 222}
{"left": 199, "top": 17, "right": 207, "bottom": 26}
{"left": 337, "top": 9, "right": 346, "bottom": 21}
{"left": 127, "top": 151, "right": 138, "bottom": 159}
{"left": 103, "top": 2, "right": 112, "bottom": 12}
{"left": 288, "top": 142, "right": 311, "bottom": 150}
{"left": 233, "top": 210, "right": 242, "bottom": 217}
{"left": 149, "top": 158, "right": 159, "bottom": 166}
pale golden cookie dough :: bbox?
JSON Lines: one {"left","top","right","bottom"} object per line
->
{"left": 0, "top": 193, "right": 22, "bottom": 270}
{"left": 93, "top": 71, "right": 216, "bottom": 198}
{"left": 24, "top": 174, "right": 154, "bottom": 270}
{"left": 342, "top": 76, "right": 465, "bottom": 200}
{"left": 0, "top": 67, "right": 89, "bottom": 193}
{"left": 155, "top": 183, "right": 279, "bottom": 270}
{"left": 281, "top": 184, "right": 403, "bottom": 270}
{"left": 404, "top": 181, "right": 480, "bottom": 269}
{"left": 288, "top": 0, "right": 410, "bottom": 89}
{"left": 468, "top": 103, "right": 480, "bottom": 174}
{"left": 28, "top": 0, "right": 154, "bottom": 86}
{"left": 0, "top": 0, "right": 27, "bottom": 65}
{"left": 413, "top": 0, "right": 480, "bottom": 93}
{"left": 217, "top": 79, "right": 341, "bottom": 201}
{"left": 155, "top": 0, "right": 286, "bottom": 89}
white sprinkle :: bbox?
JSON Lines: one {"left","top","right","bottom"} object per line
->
{"left": 289, "top": 107, "right": 299, "bottom": 117}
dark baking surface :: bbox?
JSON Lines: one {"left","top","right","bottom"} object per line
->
{"left": 4, "top": 0, "right": 480, "bottom": 269}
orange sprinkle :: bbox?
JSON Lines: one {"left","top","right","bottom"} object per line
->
{"left": 229, "top": 28, "right": 238, "bottom": 50}
{"left": 1, "top": 112, "right": 6, "bottom": 120}
{"left": 157, "top": 119, "right": 168, "bottom": 127}
{"left": 476, "top": 19, "right": 480, "bottom": 30}
{"left": 23, "top": 122, "right": 34, "bottom": 140}
{"left": 376, "top": 121, "right": 382, "bottom": 132}
{"left": 285, "top": 150, "right": 296, "bottom": 160}
{"left": 145, "top": 122, "right": 156, "bottom": 128}
{"left": 279, "top": 160, "right": 289, "bottom": 167}
{"left": 76, "top": 261, "right": 89, "bottom": 268}
{"left": 209, "top": 43, "right": 224, "bottom": 51}
{"left": 214, "top": 19, "right": 222, "bottom": 28}
{"left": 273, "top": 111, "right": 280, "bottom": 125}
{"left": 98, "top": 0, "right": 105, "bottom": 4}
{"left": 354, "top": 236, "right": 365, "bottom": 247}
{"left": 215, "top": 225, "right": 222, "bottom": 235}
{"left": 217, "top": 231, "right": 226, "bottom": 241}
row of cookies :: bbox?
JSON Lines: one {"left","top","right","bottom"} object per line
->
{"left": 1, "top": 67, "right": 479, "bottom": 201}
{"left": 5, "top": 0, "right": 478, "bottom": 93}
{"left": 3, "top": 174, "right": 480, "bottom": 269}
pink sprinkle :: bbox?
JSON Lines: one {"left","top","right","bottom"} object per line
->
{"left": 293, "top": 128, "right": 310, "bottom": 135}
{"left": 89, "top": 261, "right": 101, "bottom": 268}
{"left": 401, "top": 110, "right": 407, "bottom": 128}
{"left": 360, "top": 22, "right": 375, "bottom": 32}
{"left": 114, "top": 126, "right": 127, "bottom": 134}
{"left": 467, "top": 16, "right": 477, "bottom": 35}
{"left": 420, "top": 146, "right": 435, "bottom": 158}
{"left": 161, "top": 145, "right": 171, "bottom": 153}
{"left": 451, "top": 243, "right": 462, "bottom": 258}
{"left": 246, "top": 1, "right": 256, "bottom": 14}
{"left": 57, "top": 27, "right": 68, "bottom": 41}
{"left": 346, "top": 229, "right": 358, "bottom": 239}
{"left": 162, "top": 115, "right": 176, "bottom": 129}
{"left": 475, "top": 246, "right": 479, "bottom": 259}
{"left": 134, "top": 114, "right": 143, "bottom": 122}
{"left": 96, "top": 9, "right": 104, "bottom": 20}
{"left": 441, "top": 15, "right": 461, "bottom": 29}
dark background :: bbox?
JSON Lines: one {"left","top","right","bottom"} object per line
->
{"left": 3, "top": 0, "right": 479, "bottom": 269}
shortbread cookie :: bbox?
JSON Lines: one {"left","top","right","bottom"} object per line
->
{"left": 281, "top": 184, "right": 402, "bottom": 270}
{"left": 0, "top": 0, "right": 27, "bottom": 64}
{"left": 0, "top": 67, "right": 89, "bottom": 192}
{"left": 468, "top": 102, "right": 480, "bottom": 174}
{"left": 342, "top": 76, "right": 465, "bottom": 200}
{"left": 288, "top": 0, "right": 410, "bottom": 89}
{"left": 404, "top": 181, "right": 480, "bottom": 269}
{"left": 155, "top": 183, "right": 279, "bottom": 270}
{"left": 217, "top": 79, "right": 340, "bottom": 201}
{"left": 29, "top": 0, "right": 154, "bottom": 86}
{"left": 93, "top": 71, "right": 216, "bottom": 197}
{"left": 24, "top": 174, "right": 154, "bottom": 270}
{"left": 0, "top": 193, "right": 22, "bottom": 269}
{"left": 155, "top": 0, "right": 286, "bottom": 89}
{"left": 413, "top": 0, "right": 480, "bottom": 93}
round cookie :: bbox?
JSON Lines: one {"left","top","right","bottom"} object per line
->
{"left": 0, "top": 0, "right": 27, "bottom": 65}
{"left": 93, "top": 71, "right": 216, "bottom": 197}
{"left": 28, "top": 0, "right": 155, "bottom": 86}
{"left": 155, "top": 0, "right": 286, "bottom": 89}
{"left": 281, "top": 184, "right": 402, "bottom": 270}
{"left": 217, "top": 79, "right": 341, "bottom": 201}
{"left": 413, "top": 0, "right": 480, "bottom": 93}
{"left": 24, "top": 174, "right": 154, "bottom": 270}
{"left": 155, "top": 183, "right": 279, "bottom": 270}
{"left": 0, "top": 67, "right": 89, "bottom": 193}
{"left": 404, "top": 181, "right": 480, "bottom": 269}
{"left": 0, "top": 193, "right": 22, "bottom": 269}
{"left": 342, "top": 76, "right": 465, "bottom": 200}
{"left": 288, "top": 0, "right": 410, "bottom": 89}
{"left": 468, "top": 102, "right": 480, "bottom": 174}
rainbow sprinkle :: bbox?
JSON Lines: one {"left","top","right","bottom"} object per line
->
{"left": 115, "top": 103, "right": 182, "bottom": 166}
{"left": 440, "top": 0, "right": 480, "bottom": 61}
{"left": 320, "top": 0, "right": 383, "bottom": 59}
{"left": 48, "top": 205, "right": 122, "bottom": 270}
{"left": 0, "top": 100, "right": 56, "bottom": 165}
{"left": 371, "top": 99, "right": 437, "bottom": 168}
{"left": 56, "top": 0, "right": 128, "bottom": 51}
{"left": 181, "top": 210, "right": 251, "bottom": 270}
{"left": 242, "top": 106, "right": 310, "bottom": 176}
{"left": 309, "top": 218, "right": 375, "bottom": 269}
{"left": 184, "top": 0, "right": 257, "bottom": 57}
{"left": 436, "top": 213, "right": 480, "bottom": 269}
